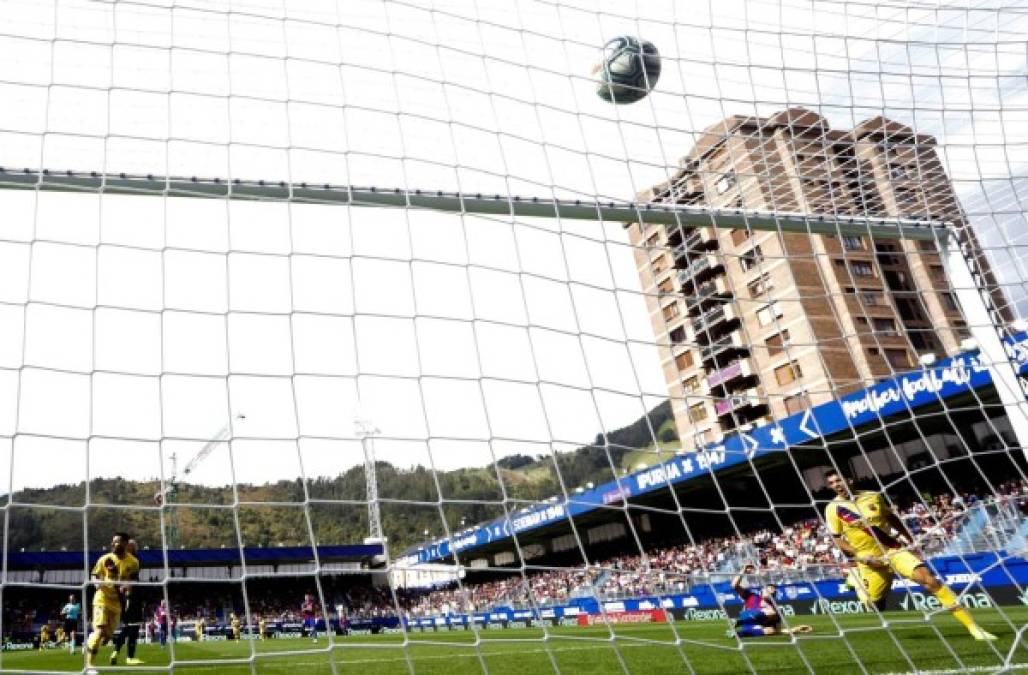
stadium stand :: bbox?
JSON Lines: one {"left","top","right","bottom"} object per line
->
{"left": 5, "top": 478, "right": 1026, "bottom": 642}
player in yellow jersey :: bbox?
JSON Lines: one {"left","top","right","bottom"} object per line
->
{"left": 824, "top": 470, "right": 996, "bottom": 640}
{"left": 258, "top": 615, "right": 267, "bottom": 640}
{"left": 38, "top": 623, "right": 50, "bottom": 650}
{"left": 195, "top": 615, "right": 205, "bottom": 642}
{"left": 230, "top": 613, "right": 241, "bottom": 640}
{"left": 85, "top": 532, "right": 140, "bottom": 670}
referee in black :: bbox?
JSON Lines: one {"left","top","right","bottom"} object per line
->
{"left": 109, "top": 538, "right": 146, "bottom": 666}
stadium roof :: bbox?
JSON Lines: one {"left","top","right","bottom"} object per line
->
{"left": 7, "top": 543, "right": 384, "bottom": 570}
{"left": 402, "top": 332, "right": 1028, "bottom": 565}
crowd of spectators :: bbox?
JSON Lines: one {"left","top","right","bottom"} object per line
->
{"left": 402, "top": 478, "right": 1028, "bottom": 616}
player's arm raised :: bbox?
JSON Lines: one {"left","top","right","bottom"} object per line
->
{"left": 731, "top": 564, "right": 755, "bottom": 594}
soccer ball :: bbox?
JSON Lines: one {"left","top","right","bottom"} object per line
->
{"left": 593, "top": 36, "right": 661, "bottom": 104}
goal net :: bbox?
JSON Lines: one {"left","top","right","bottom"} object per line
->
{"left": 0, "top": 0, "right": 1026, "bottom": 673}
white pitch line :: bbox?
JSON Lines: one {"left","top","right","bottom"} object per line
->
{"left": 248, "top": 642, "right": 662, "bottom": 669}
{"left": 879, "top": 664, "right": 1028, "bottom": 675}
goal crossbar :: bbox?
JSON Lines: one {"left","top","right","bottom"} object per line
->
{"left": 0, "top": 168, "right": 944, "bottom": 241}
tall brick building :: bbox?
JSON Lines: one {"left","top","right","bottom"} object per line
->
{"left": 628, "top": 107, "right": 999, "bottom": 450}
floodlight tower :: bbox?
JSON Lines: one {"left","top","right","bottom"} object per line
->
{"left": 354, "top": 417, "right": 384, "bottom": 543}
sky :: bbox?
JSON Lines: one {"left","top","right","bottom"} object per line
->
{"left": 0, "top": 0, "right": 1026, "bottom": 494}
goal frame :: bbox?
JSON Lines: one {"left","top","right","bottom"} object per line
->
{"left": 2, "top": 166, "right": 1026, "bottom": 451}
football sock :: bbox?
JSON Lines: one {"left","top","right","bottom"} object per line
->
{"left": 933, "top": 586, "right": 975, "bottom": 631}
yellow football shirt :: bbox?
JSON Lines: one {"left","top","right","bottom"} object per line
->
{"left": 91, "top": 552, "right": 140, "bottom": 609}
{"left": 825, "top": 491, "right": 902, "bottom": 556}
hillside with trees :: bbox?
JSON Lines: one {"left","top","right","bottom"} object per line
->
{"left": 6, "top": 402, "right": 676, "bottom": 553}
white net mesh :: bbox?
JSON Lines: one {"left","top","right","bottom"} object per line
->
{"left": 0, "top": 0, "right": 1027, "bottom": 673}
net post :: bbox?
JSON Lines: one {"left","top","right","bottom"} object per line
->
{"left": 938, "top": 230, "right": 1028, "bottom": 459}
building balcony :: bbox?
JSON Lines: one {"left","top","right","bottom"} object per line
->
{"left": 685, "top": 277, "right": 731, "bottom": 315}
{"left": 691, "top": 303, "right": 740, "bottom": 338}
{"left": 714, "top": 388, "right": 765, "bottom": 417}
{"left": 676, "top": 254, "right": 723, "bottom": 289}
{"left": 671, "top": 231, "right": 717, "bottom": 263}
{"left": 688, "top": 226, "right": 717, "bottom": 247}
{"left": 706, "top": 357, "right": 756, "bottom": 389}
{"left": 699, "top": 330, "right": 747, "bottom": 363}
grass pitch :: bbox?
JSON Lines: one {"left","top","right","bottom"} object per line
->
{"left": 4, "top": 608, "right": 1027, "bottom": 674}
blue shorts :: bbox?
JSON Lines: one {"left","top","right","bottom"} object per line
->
{"left": 738, "top": 609, "right": 780, "bottom": 627}
{"left": 304, "top": 618, "right": 315, "bottom": 628}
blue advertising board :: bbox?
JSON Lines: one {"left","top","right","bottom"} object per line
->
{"left": 403, "top": 333, "right": 1028, "bottom": 564}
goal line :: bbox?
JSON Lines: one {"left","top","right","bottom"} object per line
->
{"left": 0, "top": 167, "right": 945, "bottom": 241}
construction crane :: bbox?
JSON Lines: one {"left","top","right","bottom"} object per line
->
{"left": 157, "top": 414, "right": 245, "bottom": 548}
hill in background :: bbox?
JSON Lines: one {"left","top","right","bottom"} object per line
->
{"left": 8, "top": 402, "right": 677, "bottom": 553}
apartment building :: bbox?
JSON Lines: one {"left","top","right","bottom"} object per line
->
{"left": 628, "top": 107, "right": 991, "bottom": 450}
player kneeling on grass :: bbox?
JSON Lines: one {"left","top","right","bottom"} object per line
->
{"left": 727, "top": 565, "right": 813, "bottom": 638}
{"left": 824, "top": 469, "right": 996, "bottom": 641}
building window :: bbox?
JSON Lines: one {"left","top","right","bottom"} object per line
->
{"left": 917, "top": 239, "right": 937, "bottom": 252}
{"left": 860, "top": 290, "right": 882, "bottom": 306}
{"left": 645, "top": 232, "right": 661, "bottom": 249}
{"left": 662, "top": 302, "right": 681, "bottom": 322}
{"left": 885, "top": 348, "right": 911, "bottom": 368}
{"left": 850, "top": 261, "right": 875, "bottom": 277}
{"left": 689, "top": 403, "right": 708, "bottom": 423}
{"left": 731, "top": 229, "right": 751, "bottom": 246}
{"left": 783, "top": 391, "right": 812, "bottom": 415}
{"left": 716, "top": 170, "right": 737, "bottom": 195}
{"left": 658, "top": 277, "right": 675, "bottom": 294}
{"left": 774, "top": 361, "right": 803, "bottom": 385}
{"left": 873, "top": 318, "right": 898, "bottom": 336}
{"left": 890, "top": 164, "right": 916, "bottom": 181}
{"left": 842, "top": 236, "right": 864, "bottom": 251}
{"left": 675, "top": 350, "right": 694, "bottom": 371}
{"left": 756, "top": 301, "right": 784, "bottom": 327}
{"left": 739, "top": 245, "right": 764, "bottom": 272}
{"left": 765, "top": 329, "right": 792, "bottom": 356}
{"left": 682, "top": 375, "right": 700, "bottom": 393}
{"left": 747, "top": 272, "right": 774, "bottom": 297}
{"left": 942, "top": 292, "right": 960, "bottom": 312}
{"left": 652, "top": 256, "right": 667, "bottom": 275}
